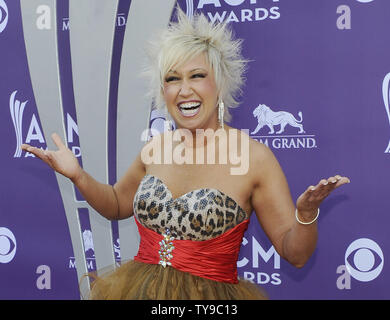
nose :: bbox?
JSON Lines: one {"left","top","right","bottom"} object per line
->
{"left": 179, "top": 79, "right": 193, "bottom": 97}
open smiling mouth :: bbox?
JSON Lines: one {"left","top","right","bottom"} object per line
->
{"left": 178, "top": 101, "right": 201, "bottom": 117}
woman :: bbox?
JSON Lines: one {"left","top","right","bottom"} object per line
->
{"left": 22, "top": 10, "right": 349, "bottom": 299}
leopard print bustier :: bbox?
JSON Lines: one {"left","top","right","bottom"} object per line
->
{"left": 133, "top": 174, "right": 250, "bottom": 241}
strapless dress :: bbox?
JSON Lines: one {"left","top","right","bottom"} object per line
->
{"left": 85, "top": 174, "right": 267, "bottom": 300}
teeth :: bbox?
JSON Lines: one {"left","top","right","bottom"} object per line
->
{"left": 178, "top": 101, "right": 201, "bottom": 117}
{"left": 179, "top": 102, "right": 201, "bottom": 109}
{"left": 181, "top": 107, "right": 199, "bottom": 116}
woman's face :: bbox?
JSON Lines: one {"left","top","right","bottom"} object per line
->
{"left": 163, "top": 52, "right": 219, "bottom": 131}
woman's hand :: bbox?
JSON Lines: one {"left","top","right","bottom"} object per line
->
{"left": 296, "top": 175, "right": 350, "bottom": 221}
{"left": 21, "top": 132, "right": 83, "bottom": 182}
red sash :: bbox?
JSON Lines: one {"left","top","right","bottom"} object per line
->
{"left": 134, "top": 218, "right": 249, "bottom": 284}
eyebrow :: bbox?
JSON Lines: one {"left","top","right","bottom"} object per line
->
{"left": 167, "top": 68, "right": 208, "bottom": 74}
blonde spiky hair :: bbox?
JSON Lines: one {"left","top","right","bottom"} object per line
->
{"left": 143, "top": 8, "right": 247, "bottom": 123}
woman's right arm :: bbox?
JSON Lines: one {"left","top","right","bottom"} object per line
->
{"left": 21, "top": 133, "right": 146, "bottom": 220}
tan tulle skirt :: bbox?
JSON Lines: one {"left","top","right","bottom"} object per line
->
{"left": 81, "top": 260, "right": 267, "bottom": 300}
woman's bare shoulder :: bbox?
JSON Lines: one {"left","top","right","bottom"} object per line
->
{"left": 245, "top": 132, "right": 280, "bottom": 179}
{"left": 230, "top": 127, "right": 273, "bottom": 160}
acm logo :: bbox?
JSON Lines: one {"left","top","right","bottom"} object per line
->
{"left": 237, "top": 235, "right": 281, "bottom": 285}
{"left": 9, "top": 91, "right": 81, "bottom": 158}
{"left": 185, "top": 0, "right": 281, "bottom": 23}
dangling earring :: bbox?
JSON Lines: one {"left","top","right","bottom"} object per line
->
{"left": 218, "top": 100, "right": 225, "bottom": 129}
{"left": 164, "top": 108, "right": 173, "bottom": 132}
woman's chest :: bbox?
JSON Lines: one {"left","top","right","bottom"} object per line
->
{"left": 133, "top": 174, "right": 251, "bottom": 240}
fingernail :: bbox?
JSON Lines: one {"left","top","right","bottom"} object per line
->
{"left": 331, "top": 180, "right": 337, "bottom": 183}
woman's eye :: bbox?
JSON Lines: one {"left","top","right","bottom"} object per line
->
{"left": 165, "top": 76, "right": 179, "bottom": 82}
{"left": 192, "top": 73, "right": 206, "bottom": 79}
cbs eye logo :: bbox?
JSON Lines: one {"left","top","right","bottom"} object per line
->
{"left": 0, "top": 227, "right": 17, "bottom": 263}
{"left": 0, "top": 0, "right": 8, "bottom": 33}
{"left": 345, "top": 238, "right": 384, "bottom": 282}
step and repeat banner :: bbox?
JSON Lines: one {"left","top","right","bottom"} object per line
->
{"left": 1, "top": 0, "right": 389, "bottom": 299}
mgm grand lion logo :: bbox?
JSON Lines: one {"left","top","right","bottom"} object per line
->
{"left": 68, "top": 229, "right": 121, "bottom": 271}
{"left": 251, "top": 104, "right": 305, "bottom": 135}
{"left": 250, "top": 104, "right": 317, "bottom": 150}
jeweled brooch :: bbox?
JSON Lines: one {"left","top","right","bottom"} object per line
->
{"left": 158, "top": 228, "right": 175, "bottom": 268}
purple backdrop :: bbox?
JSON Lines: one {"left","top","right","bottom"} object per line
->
{"left": 1, "top": 0, "right": 388, "bottom": 299}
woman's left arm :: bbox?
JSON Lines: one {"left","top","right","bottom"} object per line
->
{"left": 250, "top": 143, "right": 350, "bottom": 268}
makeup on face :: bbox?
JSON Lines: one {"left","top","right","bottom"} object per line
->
{"left": 163, "top": 53, "right": 219, "bottom": 131}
